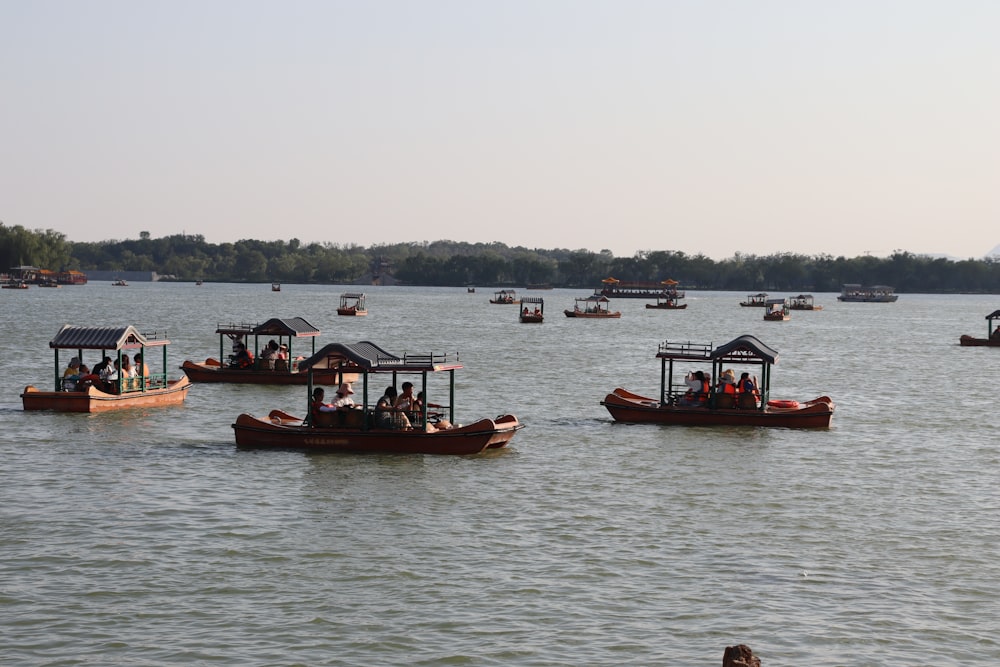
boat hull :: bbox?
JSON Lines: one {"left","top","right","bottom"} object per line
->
{"left": 232, "top": 411, "right": 522, "bottom": 455}
{"left": 520, "top": 314, "right": 544, "bottom": 323}
{"left": 181, "top": 360, "right": 354, "bottom": 385}
{"left": 336, "top": 308, "right": 367, "bottom": 316}
{"left": 601, "top": 388, "right": 834, "bottom": 428}
{"left": 564, "top": 310, "right": 621, "bottom": 318}
{"left": 959, "top": 335, "right": 1000, "bottom": 347}
{"left": 21, "top": 377, "right": 191, "bottom": 413}
{"left": 645, "top": 303, "right": 687, "bottom": 309}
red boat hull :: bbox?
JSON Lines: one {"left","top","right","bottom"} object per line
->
{"left": 601, "top": 388, "right": 834, "bottom": 428}
{"left": 181, "top": 360, "right": 354, "bottom": 385}
{"left": 959, "top": 335, "right": 1000, "bottom": 347}
{"left": 232, "top": 411, "right": 522, "bottom": 455}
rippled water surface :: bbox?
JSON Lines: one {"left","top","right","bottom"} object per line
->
{"left": 2, "top": 283, "right": 998, "bottom": 666}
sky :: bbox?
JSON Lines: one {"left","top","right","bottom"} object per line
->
{"left": 2, "top": 1, "right": 998, "bottom": 260}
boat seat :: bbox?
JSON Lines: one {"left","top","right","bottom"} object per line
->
{"left": 737, "top": 394, "right": 758, "bottom": 410}
{"left": 714, "top": 394, "right": 736, "bottom": 409}
{"left": 273, "top": 359, "right": 289, "bottom": 372}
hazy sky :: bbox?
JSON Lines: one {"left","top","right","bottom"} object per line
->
{"left": 2, "top": 1, "right": 998, "bottom": 260}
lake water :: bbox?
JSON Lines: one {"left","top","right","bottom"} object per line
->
{"left": 1, "top": 283, "right": 998, "bottom": 666}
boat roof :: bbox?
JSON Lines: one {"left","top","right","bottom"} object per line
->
{"left": 215, "top": 317, "right": 321, "bottom": 337}
{"left": 521, "top": 296, "right": 544, "bottom": 304}
{"left": 49, "top": 324, "right": 169, "bottom": 350}
{"left": 340, "top": 292, "right": 365, "bottom": 298}
{"left": 711, "top": 335, "right": 779, "bottom": 364}
{"left": 655, "top": 334, "right": 779, "bottom": 364}
{"left": 792, "top": 294, "right": 813, "bottom": 299}
{"left": 298, "top": 341, "right": 463, "bottom": 373}
{"left": 577, "top": 294, "right": 610, "bottom": 302}
{"left": 765, "top": 298, "right": 787, "bottom": 305}
{"left": 985, "top": 310, "right": 1000, "bottom": 319}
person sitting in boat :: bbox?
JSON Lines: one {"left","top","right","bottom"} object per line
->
{"left": 522, "top": 306, "right": 529, "bottom": 316}
{"left": 376, "top": 386, "right": 411, "bottom": 429}
{"left": 332, "top": 383, "right": 356, "bottom": 409}
{"left": 62, "top": 357, "right": 82, "bottom": 390}
{"left": 230, "top": 342, "right": 254, "bottom": 369}
{"left": 737, "top": 372, "right": 760, "bottom": 409}
{"left": 534, "top": 306, "right": 541, "bottom": 316}
{"left": 992, "top": 326, "right": 1000, "bottom": 340}
{"left": 76, "top": 364, "right": 99, "bottom": 390}
{"left": 394, "top": 381, "right": 416, "bottom": 414}
{"left": 718, "top": 369, "right": 737, "bottom": 394}
{"left": 260, "top": 339, "right": 279, "bottom": 367}
{"left": 134, "top": 353, "right": 151, "bottom": 386}
{"left": 678, "top": 370, "right": 709, "bottom": 406}
{"left": 309, "top": 387, "right": 338, "bottom": 426}
{"left": 120, "top": 355, "right": 138, "bottom": 391}
{"left": 92, "top": 356, "right": 114, "bottom": 392}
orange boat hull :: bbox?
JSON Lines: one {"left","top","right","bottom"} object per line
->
{"left": 21, "top": 378, "right": 191, "bottom": 413}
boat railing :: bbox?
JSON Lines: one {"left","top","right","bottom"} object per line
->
{"left": 657, "top": 340, "right": 712, "bottom": 359}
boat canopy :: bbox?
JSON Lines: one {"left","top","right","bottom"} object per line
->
{"left": 521, "top": 296, "right": 544, "bottom": 305}
{"left": 49, "top": 324, "right": 168, "bottom": 350}
{"left": 298, "top": 341, "right": 463, "bottom": 373}
{"left": 252, "top": 317, "right": 321, "bottom": 337}
{"left": 985, "top": 310, "right": 1000, "bottom": 320}
{"left": 711, "top": 334, "right": 779, "bottom": 365}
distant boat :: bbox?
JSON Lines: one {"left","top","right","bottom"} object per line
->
{"left": 112, "top": 279, "right": 128, "bottom": 287}
{"left": 271, "top": 281, "right": 281, "bottom": 292}
{"left": 337, "top": 292, "right": 368, "bottom": 316}
{"left": 837, "top": 284, "right": 898, "bottom": 302}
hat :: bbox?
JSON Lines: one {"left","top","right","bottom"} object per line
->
{"left": 279, "top": 343, "right": 288, "bottom": 349}
{"left": 338, "top": 383, "right": 354, "bottom": 395}
{"left": 69, "top": 357, "right": 80, "bottom": 367}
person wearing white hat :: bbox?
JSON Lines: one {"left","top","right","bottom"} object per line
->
{"left": 332, "top": 382, "right": 355, "bottom": 409}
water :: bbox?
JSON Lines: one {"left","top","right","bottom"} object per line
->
{"left": 1, "top": 283, "right": 998, "bottom": 666}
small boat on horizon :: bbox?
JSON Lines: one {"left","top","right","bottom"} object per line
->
{"left": 837, "top": 284, "right": 898, "bottom": 302}
{"left": 565, "top": 294, "right": 621, "bottom": 318}
{"left": 337, "top": 292, "right": 368, "bottom": 316}
{"left": 520, "top": 296, "right": 544, "bottom": 323}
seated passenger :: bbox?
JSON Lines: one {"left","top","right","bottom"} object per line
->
{"left": 737, "top": 372, "right": 760, "bottom": 409}
{"left": 230, "top": 342, "right": 254, "bottom": 369}
{"left": 677, "top": 370, "right": 709, "bottom": 406}
{"left": 309, "top": 387, "right": 337, "bottom": 426}
{"left": 63, "top": 357, "right": 81, "bottom": 390}
{"left": 376, "top": 386, "right": 410, "bottom": 429}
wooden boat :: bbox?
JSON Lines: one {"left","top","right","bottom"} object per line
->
{"left": 788, "top": 294, "right": 822, "bottom": 310}
{"left": 490, "top": 289, "right": 519, "bottom": 304}
{"left": 565, "top": 294, "right": 621, "bottom": 318}
{"left": 21, "top": 324, "right": 191, "bottom": 412}
{"left": 520, "top": 296, "right": 544, "bottom": 323}
{"left": 232, "top": 341, "right": 524, "bottom": 455}
{"left": 600, "top": 334, "right": 835, "bottom": 428}
{"left": 645, "top": 281, "right": 687, "bottom": 309}
{"left": 837, "top": 284, "right": 898, "bottom": 302}
{"left": 271, "top": 281, "right": 281, "bottom": 291}
{"left": 959, "top": 309, "right": 1000, "bottom": 347}
{"left": 467, "top": 286, "right": 475, "bottom": 293}
{"left": 180, "top": 317, "right": 352, "bottom": 385}
{"left": 112, "top": 279, "right": 128, "bottom": 286}
{"left": 740, "top": 292, "right": 768, "bottom": 307}
{"left": 599, "top": 276, "right": 678, "bottom": 299}
{"left": 337, "top": 292, "right": 368, "bottom": 316}
{"left": 763, "top": 298, "right": 790, "bottom": 321}
{"left": 2, "top": 280, "right": 29, "bottom": 289}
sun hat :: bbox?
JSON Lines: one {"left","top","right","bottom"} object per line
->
{"left": 338, "top": 383, "right": 354, "bottom": 395}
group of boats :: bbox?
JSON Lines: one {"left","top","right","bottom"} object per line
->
{"left": 19, "top": 274, "right": 997, "bottom": 454}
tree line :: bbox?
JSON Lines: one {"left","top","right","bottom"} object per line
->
{"left": 2, "top": 222, "right": 999, "bottom": 293}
